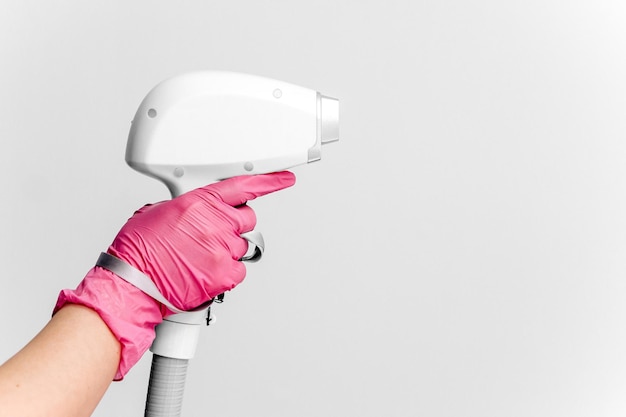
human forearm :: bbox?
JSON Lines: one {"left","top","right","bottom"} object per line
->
{"left": 0, "top": 304, "right": 120, "bottom": 417}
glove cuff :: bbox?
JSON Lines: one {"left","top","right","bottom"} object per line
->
{"left": 54, "top": 266, "right": 162, "bottom": 380}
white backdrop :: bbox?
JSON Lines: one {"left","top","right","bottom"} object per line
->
{"left": 2, "top": 1, "right": 626, "bottom": 416}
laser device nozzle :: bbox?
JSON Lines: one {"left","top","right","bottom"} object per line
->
{"left": 126, "top": 71, "right": 339, "bottom": 197}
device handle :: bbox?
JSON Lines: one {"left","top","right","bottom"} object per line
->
{"left": 144, "top": 232, "right": 264, "bottom": 417}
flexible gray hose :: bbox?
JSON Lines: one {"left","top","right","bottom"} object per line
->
{"left": 144, "top": 354, "right": 189, "bottom": 417}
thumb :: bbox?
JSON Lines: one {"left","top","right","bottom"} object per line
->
{"left": 200, "top": 171, "right": 296, "bottom": 206}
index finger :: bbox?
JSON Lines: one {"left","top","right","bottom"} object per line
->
{"left": 200, "top": 171, "right": 296, "bottom": 206}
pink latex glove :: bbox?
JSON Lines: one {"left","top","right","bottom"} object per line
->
{"left": 54, "top": 171, "right": 295, "bottom": 380}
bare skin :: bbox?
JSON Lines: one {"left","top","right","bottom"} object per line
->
{"left": 0, "top": 304, "right": 121, "bottom": 417}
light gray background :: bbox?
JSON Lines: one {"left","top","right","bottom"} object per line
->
{"left": 2, "top": 1, "right": 626, "bottom": 416}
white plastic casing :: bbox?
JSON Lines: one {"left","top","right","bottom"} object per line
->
{"left": 126, "top": 70, "right": 339, "bottom": 197}
{"left": 149, "top": 310, "right": 207, "bottom": 359}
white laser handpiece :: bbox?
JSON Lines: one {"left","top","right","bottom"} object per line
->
{"left": 125, "top": 71, "right": 338, "bottom": 417}
{"left": 126, "top": 70, "right": 339, "bottom": 196}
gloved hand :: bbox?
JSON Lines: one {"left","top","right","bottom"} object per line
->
{"left": 54, "top": 171, "right": 295, "bottom": 380}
